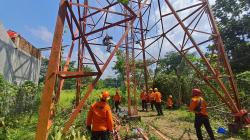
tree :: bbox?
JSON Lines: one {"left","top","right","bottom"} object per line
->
{"left": 213, "top": 0, "right": 250, "bottom": 73}
{"left": 112, "top": 50, "right": 126, "bottom": 92}
{"left": 157, "top": 51, "right": 195, "bottom": 77}
{"left": 155, "top": 52, "right": 197, "bottom": 105}
{"left": 39, "top": 58, "right": 49, "bottom": 83}
{"left": 113, "top": 50, "right": 125, "bottom": 81}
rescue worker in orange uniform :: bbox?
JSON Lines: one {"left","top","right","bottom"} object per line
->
{"left": 140, "top": 89, "right": 148, "bottom": 111}
{"left": 189, "top": 88, "right": 215, "bottom": 140}
{"left": 154, "top": 88, "right": 163, "bottom": 115}
{"left": 86, "top": 91, "right": 114, "bottom": 140}
{"left": 148, "top": 88, "right": 155, "bottom": 111}
{"left": 167, "top": 95, "right": 174, "bottom": 109}
{"left": 113, "top": 90, "right": 121, "bottom": 113}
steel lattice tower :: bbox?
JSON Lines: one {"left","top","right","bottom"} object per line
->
{"left": 36, "top": 0, "right": 250, "bottom": 139}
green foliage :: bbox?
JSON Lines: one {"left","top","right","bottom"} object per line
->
{"left": 113, "top": 50, "right": 125, "bottom": 84}
{"left": 14, "top": 81, "right": 40, "bottom": 114}
{"left": 158, "top": 51, "right": 183, "bottom": 74}
{"left": 39, "top": 57, "right": 49, "bottom": 83}
{"left": 0, "top": 76, "right": 40, "bottom": 117}
{"left": 0, "top": 113, "right": 38, "bottom": 140}
{"left": 0, "top": 76, "right": 41, "bottom": 139}
{"left": 236, "top": 71, "right": 250, "bottom": 109}
{"left": 95, "top": 80, "right": 105, "bottom": 89}
{"left": 155, "top": 74, "right": 194, "bottom": 105}
{"left": 213, "top": 0, "right": 250, "bottom": 73}
{"left": 237, "top": 71, "right": 250, "bottom": 94}
{"left": 0, "top": 75, "right": 18, "bottom": 117}
{"left": 155, "top": 52, "right": 197, "bottom": 105}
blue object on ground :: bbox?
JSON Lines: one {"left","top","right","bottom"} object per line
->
{"left": 217, "top": 127, "right": 227, "bottom": 134}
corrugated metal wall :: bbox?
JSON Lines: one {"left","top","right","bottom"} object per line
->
{"left": 0, "top": 22, "right": 41, "bottom": 85}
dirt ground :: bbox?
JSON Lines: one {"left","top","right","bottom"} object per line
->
{"left": 138, "top": 108, "right": 242, "bottom": 140}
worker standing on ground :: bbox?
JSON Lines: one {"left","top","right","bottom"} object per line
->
{"left": 148, "top": 88, "right": 155, "bottom": 111}
{"left": 140, "top": 89, "right": 147, "bottom": 111}
{"left": 86, "top": 91, "right": 114, "bottom": 140}
{"left": 167, "top": 95, "right": 174, "bottom": 109}
{"left": 154, "top": 88, "right": 164, "bottom": 115}
{"left": 113, "top": 90, "right": 121, "bottom": 113}
{"left": 189, "top": 88, "right": 215, "bottom": 140}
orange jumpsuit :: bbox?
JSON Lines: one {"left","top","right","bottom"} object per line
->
{"left": 154, "top": 92, "right": 163, "bottom": 115}
{"left": 167, "top": 97, "right": 173, "bottom": 109}
{"left": 154, "top": 92, "right": 162, "bottom": 103}
{"left": 86, "top": 101, "right": 113, "bottom": 132}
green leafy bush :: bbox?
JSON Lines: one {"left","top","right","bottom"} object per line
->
{"left": 14, "top": 81, "right": 40, "bottom": 114}
{"left": 0, "top": 75, "right": 18, "bottom": 117}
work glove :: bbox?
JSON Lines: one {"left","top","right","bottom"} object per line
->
{"left": 86, "top": 126, "right": 91, "bottom": 132}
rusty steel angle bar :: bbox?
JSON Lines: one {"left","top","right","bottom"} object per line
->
{"left": 35, "top": 0, "right": 67, "bottom": 139}
{"left": 62, "top": 0, "right": 149, "bottom": 133}
{"left": 164, "top": 36, "right": 235, "bottom": 112}
{"left": 164, "top": 0, "right": 239, "bottom": 113}
{"left": 204, "top": 2, "right": 241, "bottom": 110}
{"left": 66, "top": 2, "right": 101, "bottom": 73}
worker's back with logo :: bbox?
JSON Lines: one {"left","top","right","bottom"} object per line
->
{"left": 87, "top": 101, "right": 113, "bottom": 131}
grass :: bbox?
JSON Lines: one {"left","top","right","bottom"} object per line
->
{"left": 3, "top": 88, "right": 118, "bottom": 140}
{"left": 139, "top": 107, "right": 247, "bottom": 140}
{"left": 4, "top": 114, "right": 38, "bottom": 140}
{"left": 3, "top": 88, "right": 249, "bottom": 140}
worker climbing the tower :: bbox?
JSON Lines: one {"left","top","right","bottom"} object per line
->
{"left": 103, "top": 34, "right": 113, "bottom": 52}
{"left": 86, "top": 91, "right": 114, "bottom": 140}
{"left": 140, "top": 89, "right": 147, "bottom": 111}
{"left": 189, "top": 88, "right": 215, "bottom": 140}
{"left": 167, "top": 95, "right": 174, "bottom": 109}
{"left": 113, "top": 89, "right": 121, "bottom": 113}
{"left": 148, "top": 88, "right": 155, "bottom": 111}
{"left": 154, "top": 88, "right": 164, "bottom": 116}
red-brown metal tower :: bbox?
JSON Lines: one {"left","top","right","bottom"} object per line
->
{"left": 36, "top": 0, "right": 249, "bottom": 139}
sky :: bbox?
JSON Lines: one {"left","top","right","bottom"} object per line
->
{"left": 0, "top": 0, "right": 216, "bottom": 79}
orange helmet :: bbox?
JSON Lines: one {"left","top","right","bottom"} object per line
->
{"left": 101, "top": 91, "right": 110, "bottom": 100}
{"left": 192, "top": 88, "right": 202, "bottom": 96}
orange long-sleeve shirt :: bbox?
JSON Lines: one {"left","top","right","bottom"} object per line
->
{"left": 189, "top": 96, "right": 208, "bottom": 116}
{"left": 154, "top": 92, "right": 162, "bottom": 103}
{"left": 86, "top": 101, "right": 114, "bottom": 131}
{"left": 140, "top": 92, "right": 147, "bottom": 100}
{"left": 167, "top": 97, "right": 173, "bottom": 107}
{"left": 113, "top": 94, "right": 121, "bottom": 102}
{"left": 149, "top": 92, "right": 156, "bottom": 101}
